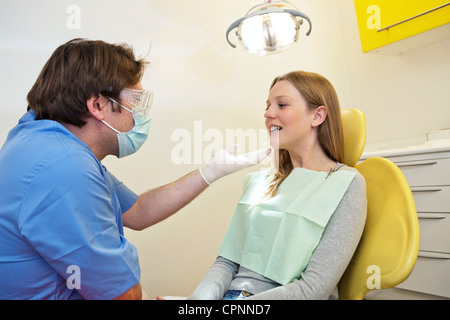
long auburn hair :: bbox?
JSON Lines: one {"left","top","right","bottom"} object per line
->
{"left": 266, "top": 71, "right": 344, "bottom": 198}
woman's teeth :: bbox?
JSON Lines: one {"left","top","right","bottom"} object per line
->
{"left": 270, "top": 126, "right": 282, "bottom": 132}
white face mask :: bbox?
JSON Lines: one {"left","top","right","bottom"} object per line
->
{"left": 102, "top": 89, "right": 153, "bottom": 158}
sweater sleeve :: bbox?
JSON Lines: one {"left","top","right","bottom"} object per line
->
{"left": 188, "top": 256, "right": 239, "bottom": 300}
{"left": 246, "top": 169, "right": 367, "bottom": 300}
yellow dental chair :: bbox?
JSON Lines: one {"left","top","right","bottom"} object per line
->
{"left": 338, "top": 108, "right": 420, "bottom": 300}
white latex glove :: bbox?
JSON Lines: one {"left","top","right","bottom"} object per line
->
{"left": 198, "top": 145, "right": 271, "bottom": 185}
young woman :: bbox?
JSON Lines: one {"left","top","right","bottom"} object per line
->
{"left": 189, "top": 71, "right": 367, "bottom": 300}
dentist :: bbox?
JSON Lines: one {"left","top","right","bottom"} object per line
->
{"left": 0, "top": 38, "right": 269, "bottom": 300}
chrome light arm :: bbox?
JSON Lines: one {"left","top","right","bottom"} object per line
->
{"left": 226, "top": 17, "right": 245, "bottom": 48}
{"left": 225, "top": 1, "right": 312, "bottom": 52}
{"left": 284, "top": 9, "right": 312, "bottom": 36}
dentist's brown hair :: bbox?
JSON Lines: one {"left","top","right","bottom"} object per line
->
{"left": 27, "top": 38, "right": 148, "bottom": 127}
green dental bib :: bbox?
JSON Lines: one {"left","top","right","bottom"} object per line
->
{"left": 218, "top": 167, "right": 356, "bottom": 285}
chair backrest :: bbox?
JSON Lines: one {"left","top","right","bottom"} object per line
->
{"left": 341, "top": 108, "right": 366, "bottom": 167}
{"left": 338, "top": 109, "right": 420, "bottom": 300}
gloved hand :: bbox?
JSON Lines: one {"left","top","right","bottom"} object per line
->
{"left": 198, "top": 145, "right": 271, "bottom": 185}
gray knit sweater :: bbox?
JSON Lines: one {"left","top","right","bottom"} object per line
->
{"left": 189, "top": 165, "right": 367, "bottom": 300}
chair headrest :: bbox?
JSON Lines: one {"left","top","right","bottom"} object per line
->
{"left": 341, "top": 108, "right": 366, "bottom": 167}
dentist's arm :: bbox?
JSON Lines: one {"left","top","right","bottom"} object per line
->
{"left": 122, "top": 147, "right": 270, "bottom": 231}
{"left": 122, "top": 169, "right": 208, "bottom": 230}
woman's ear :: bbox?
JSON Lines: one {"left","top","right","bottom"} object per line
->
{"left": 86, "top": 95, "right": 108, "bottom": 121}
{"left": 312, "top": 106, "right": 327, "bottom": 128}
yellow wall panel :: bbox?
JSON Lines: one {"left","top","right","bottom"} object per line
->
{"left": 354, "top": 0, "right": 450, "bottom": 52}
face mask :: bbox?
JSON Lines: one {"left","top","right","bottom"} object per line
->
{"left": 102, "top": 112, "right": 152, "bottom": 158}
{"left": 103, "top": 89, "right": 153, "bottom": 158}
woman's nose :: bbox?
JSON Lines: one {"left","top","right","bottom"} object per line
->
{"left": 264, "top": 106, "right": 275, "bottom": 119}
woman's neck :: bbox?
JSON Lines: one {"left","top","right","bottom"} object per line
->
{"left": 287, "top": 142, "right": 336, "bottom": 172}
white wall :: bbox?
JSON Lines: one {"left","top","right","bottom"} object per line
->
{"left": 0, "top": 0, "right": 448, "bottom": 298}
{"left": 336, "top": 1, "right": 450, "bottom": 149}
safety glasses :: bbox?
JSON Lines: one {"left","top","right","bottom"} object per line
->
{"left": 108, "top": 88, "right": 154, "bottom": 116}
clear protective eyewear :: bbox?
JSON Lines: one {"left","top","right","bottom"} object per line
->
{"left": 108, "top": 88, "right": 153, "bottom": 116}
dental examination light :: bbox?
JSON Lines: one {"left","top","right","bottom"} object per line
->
{"left": 226, "top": 0, "right": 312, "bottom": 55}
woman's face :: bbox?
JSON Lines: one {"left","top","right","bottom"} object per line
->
{"left": 264, "top": 80, "right": 316, "bottom": 151}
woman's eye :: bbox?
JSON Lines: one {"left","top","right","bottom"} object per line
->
{"left": 265, "top": 103, "right": 288, "bottom": 110}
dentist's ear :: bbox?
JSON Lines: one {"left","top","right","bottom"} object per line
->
{"left": 312, "top": 106, "right": 327, "bottom": 127}
{"left": 86, "top": 94, "right": 108, "bottom": 121}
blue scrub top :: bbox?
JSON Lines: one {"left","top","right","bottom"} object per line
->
{"left": 0, "top": 111, "right": 140, "bottom": 300}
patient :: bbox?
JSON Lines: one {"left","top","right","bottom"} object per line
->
{"left": 188, "top": 71, "right": 367, "bottom": 300}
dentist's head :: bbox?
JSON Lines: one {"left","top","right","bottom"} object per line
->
{"left": 26, "top": 38, "right": 151, "bottom": 159}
